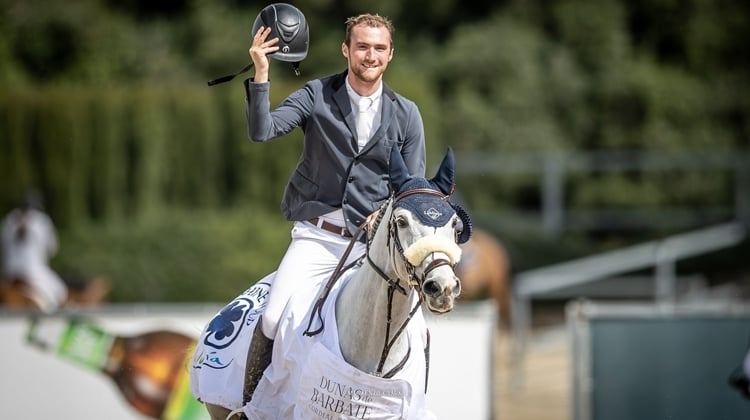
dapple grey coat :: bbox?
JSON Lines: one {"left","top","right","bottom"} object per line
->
{"left": 244, "top": 71, "right": 426, "bottom": 234}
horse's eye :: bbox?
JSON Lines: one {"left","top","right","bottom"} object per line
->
{"left": 396, "top": 216, "right": 408, "bottom": 228}
{"left": 454, "top": 217, "right": 464, "bottom": 238}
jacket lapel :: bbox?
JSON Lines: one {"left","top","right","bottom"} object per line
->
{"left": 332, "top": 76, "right": 358, "bottom": 151}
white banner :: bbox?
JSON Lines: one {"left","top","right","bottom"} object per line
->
{"left": 0, "top": 301, "right": 495, "bottom": 420}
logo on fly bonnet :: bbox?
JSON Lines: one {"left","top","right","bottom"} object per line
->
{"left": 424, "top": 208, "right": 442, "bottom": 220}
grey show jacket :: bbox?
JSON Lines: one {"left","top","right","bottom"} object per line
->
{"left": 244, "top": 71, "right": 426, "bottom": 235}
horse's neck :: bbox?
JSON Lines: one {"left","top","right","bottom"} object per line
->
{"left": 335, "top": 215, "right": 416, "bottom": 375}
{"left": 336, "top": 264, "right": 416, "bottom": 375}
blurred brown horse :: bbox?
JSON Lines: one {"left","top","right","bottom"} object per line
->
{"left": 0, "top": 274, "right": 111, "bottom": 311}
{"left": 456, "top": 228, "right": 512, "bottom": 328}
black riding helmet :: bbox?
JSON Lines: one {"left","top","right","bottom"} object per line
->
{"left": 207, "top": 3, "right": 309, "bottom": 86}
{"left": 252, "top": 3, "right": 309, "bottom": 64}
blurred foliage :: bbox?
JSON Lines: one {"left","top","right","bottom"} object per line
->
{"left": 1, "top": 0, "right": 749, "bottom": 301}
{"left": 53, "top": 207, "right": 290, "bottom": 302}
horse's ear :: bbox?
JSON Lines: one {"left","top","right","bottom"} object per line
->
{"left": 389, "top": 146, "right": 411, "bottom": 194}
{"left": 430, "top": 147, "right": 456, "bottom": 196}
{"left": 452, "top": 203, "right": 473, "bottom": 244}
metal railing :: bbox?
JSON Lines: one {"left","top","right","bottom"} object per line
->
{"left": 508, "top": 221, "right": 747, "bottom": 387}
{"left": 456, "top": 149, "right": 750, "bottom": 237}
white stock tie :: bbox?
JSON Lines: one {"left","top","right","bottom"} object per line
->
{"left": 356, "top": 96, "right": 374, "bottom": 151}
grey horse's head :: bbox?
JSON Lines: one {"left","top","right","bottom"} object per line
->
{"left": 385, "top": 147, "right": 473, "bottom": 313}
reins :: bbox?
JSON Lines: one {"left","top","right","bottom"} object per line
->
{"left": 375, "top": 205, "right": 451, "bottom": 378}
{"left": 303, "top": 222, "right": 367, "bottom": 338}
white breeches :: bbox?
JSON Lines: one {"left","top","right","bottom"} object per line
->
{"left": 13, "top": 264, "right": 67, "bottom": 313}
{"left": 260, "top": 221, "right": 365, "bottom": 339}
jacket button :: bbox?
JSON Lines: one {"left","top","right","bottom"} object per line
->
{"left": 348, "top": 176, "right": 354, "bottom": 183}
{"left": 343, "top": 199, "right": 348, "bottom": 204}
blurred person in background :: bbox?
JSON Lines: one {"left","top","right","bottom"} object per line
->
{"left": 1, "top": 190, "right": 67, "bottom": 312}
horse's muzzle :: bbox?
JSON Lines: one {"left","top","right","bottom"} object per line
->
{"left": 422, "top": 271, "right": 460, "bottom": 313}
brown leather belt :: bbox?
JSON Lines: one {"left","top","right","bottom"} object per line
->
{"left": 308, "top": 217, "right": 353, "bottom": 238}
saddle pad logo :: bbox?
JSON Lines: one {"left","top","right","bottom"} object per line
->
{"left": 203, "top": 282, "right": 270, "bottom": 350}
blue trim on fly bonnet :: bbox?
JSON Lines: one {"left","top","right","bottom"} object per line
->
{"left": 393, "top": 178, "right": 455, "bottom": 228}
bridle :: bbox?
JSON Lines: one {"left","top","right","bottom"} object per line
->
{"left": 304, "top": 187, "right": 459, "bottom": 379}
{"left": 367, "top": 188, "right": 458, "bottom": 377}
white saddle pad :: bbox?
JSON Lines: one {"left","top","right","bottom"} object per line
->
{"left": 190, "top": 271, "right": 436, "bottom": 419}
{"left": 189, "top": 275, "right": 272, "bottom": 410}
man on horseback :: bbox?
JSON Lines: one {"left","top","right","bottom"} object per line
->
{"left": 0, "top": 190, "right": 67, "bottom": 313}
{"left": 238, "top": 5, "right": 427, "bottom": 415}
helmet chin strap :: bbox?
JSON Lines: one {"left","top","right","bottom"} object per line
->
{"left": 206, "top": 60, "right": 301, "bottom": 86}
{"left": 207, "top": 62, "right": 254, "bottom": 86}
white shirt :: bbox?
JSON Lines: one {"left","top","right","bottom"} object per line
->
{"left": 345, "top": 78, "right": 382, "bottom": 152}
{"left": 1, "top": 208, "right": 58, "bottom": 274}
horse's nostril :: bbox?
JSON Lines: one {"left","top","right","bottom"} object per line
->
{"left": 452, "top": 280, "right": 461, "bottom": 296}
{"left": 422, "top": 280, "right": 441, "bottom": 297}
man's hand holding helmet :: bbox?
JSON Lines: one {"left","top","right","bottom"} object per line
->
{"left": 249, "top": 26, "right": 279, "bottom": 83}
